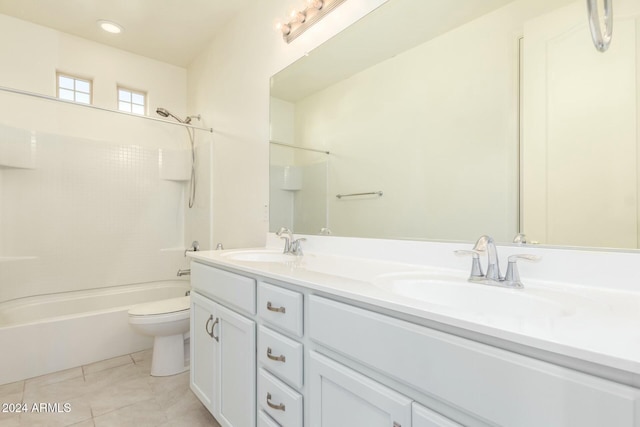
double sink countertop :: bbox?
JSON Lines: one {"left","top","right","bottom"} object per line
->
{"left": 189, "top": 247, "right": 640, "bottom": 384}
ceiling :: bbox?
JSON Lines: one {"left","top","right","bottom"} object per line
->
{"left": 0, "top": 0, "right": 251, "bottom": 67}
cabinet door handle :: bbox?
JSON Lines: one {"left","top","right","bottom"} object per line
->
{"left": 267, "top": 347, "right": 286, "bottom": 363}
{"left": 205, "top": 315, "right": 214, "bottom": 338}
{"left": 266, "top": 393, "right": 286, "bottom": 411}
{"left": 266, "top": 301, "right": 286, "bottom": 313}
{"left": 211, "top": 317, "right": 219, "bottom": 342}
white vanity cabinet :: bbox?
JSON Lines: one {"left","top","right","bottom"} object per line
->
{"left": 190, "top": 264, "right": 257, "bottom": 427}
{"left": 190, "top": 258, "right": 640, "bottom": 427}
{"left": 309, "top": 295, "right": 640, "bottom": 427}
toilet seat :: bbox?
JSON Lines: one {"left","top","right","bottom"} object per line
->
{"left": 128, "top": 296, "right": 190, "bottom": 316}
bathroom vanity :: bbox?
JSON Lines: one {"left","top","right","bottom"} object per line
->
{"left": 188, "top": 238, "right": 640, "bottom": 427}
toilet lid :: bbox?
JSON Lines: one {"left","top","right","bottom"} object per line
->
{"left": 129, "top": 296, "right": 190, "bottom": 316}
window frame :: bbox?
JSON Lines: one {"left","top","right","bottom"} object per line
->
{"left": 56, "top": 72, "right": 93, "bottom": 105}
{"left": 117, "top": 86, "right": 147, "bottom": 116}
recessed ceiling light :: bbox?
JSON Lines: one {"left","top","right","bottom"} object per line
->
{"left": 97, "top": 20, "right": 123, "bottom": 34}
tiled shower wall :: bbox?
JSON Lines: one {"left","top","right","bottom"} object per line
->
{"left": 0, "top": 94, "right": 194, "bottom": 304}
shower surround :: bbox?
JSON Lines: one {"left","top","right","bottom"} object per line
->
{"left": 0, "top": 90, "right": 197, "bottom": 382}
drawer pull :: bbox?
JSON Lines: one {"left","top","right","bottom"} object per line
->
{"left": 267, "top": 347, "right": 286, "bottom": 363}
{"left": 206, "top": 316, "right": 219, "bottom": 342}
{"left": 393, "top": 423, "right": 401, "bottom": 427}
{"left": 266, "top": 393, "right": 286, "bottom": 411}
{"left": 267, "top": 301, "right": 286, "bottom": 313}
{"left": 205, "top": 315, "right": 214, "bottom": 338}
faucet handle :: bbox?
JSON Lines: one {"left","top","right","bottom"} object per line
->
{"left": 276, "top": 227, "right": 293, "bottom": 253}
{"left": 454, "top": 250, "right": 484, "bottom": 279}
{"left": 184, "top": 241, "right": 200, "bottom": 257}
{"left": 504, "top": 254, "right": 541, "bottom": 288}
{"left": 291, "top": 238, "right": 306, "bottom": 255}
{"left": 513, "top": 233, "right": 528, "bottom": 245}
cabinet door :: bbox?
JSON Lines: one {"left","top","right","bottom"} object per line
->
{"left": 216, "top": 303, "right": 256, "bottom": 427}
{"left": 412, "top": 403, "right": 462, "bottom": 427}
{"left": 190, "top": 292, "right": 218, "bottom": 413}
{"left": 309, "top": 351, "right": 411, "bottom": 427}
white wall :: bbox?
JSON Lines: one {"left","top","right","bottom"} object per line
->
{"left": 0, "top": 14, "right": 187, "bottom": 115}
{"left": 0, "top": 14, "right": 193, "bottom": 303}
{"left": 187, "top": 0, "right": 389, "bottom": 249}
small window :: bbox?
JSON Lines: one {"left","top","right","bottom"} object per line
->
{"left": 118, "top": 87, "right": 146, "bottom": 115}
{"left": 57, "top": 73, "right": 92, "bottom": 105}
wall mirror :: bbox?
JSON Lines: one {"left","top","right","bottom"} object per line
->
{"left": 270, "top": 0, "right": 640, "bottom": 250}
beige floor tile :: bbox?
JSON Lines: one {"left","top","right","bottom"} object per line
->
{"left": 130, "top": 349, "right": 152, "bottom": 365}
{"left": 0, "top": 381, "right": 24, "bottom": 398}
{"left": 24, "top": 367, "right": 83, "bottom": 391}
{"left": 0, "top": 413, "right": 20, "bottom": 427}
{"left": 3, "top": 352, "right": 210, "bottom": 426}
{"left": 93, "top": 398, "right": 167, "bottom": 427}
{"left": 161, "top": 393, "right": 218, "bottom": 427}
{"left": 22, "top": 377, "right": 88, "bottom": 405}
{"left": 82, "top": 355, "right": 133, "bottom": 376}
{"left": 87, "top": 374, "right": 154, "bottom": 417}
{"left": 149, "top": 371, "right": 190, "bottom": 409}
{"left": 83, "top": 362, "right": 149, "bottom": 393}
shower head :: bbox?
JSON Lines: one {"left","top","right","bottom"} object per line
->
{"left": 156, "top": 107, "right": 191, "bottom": 124}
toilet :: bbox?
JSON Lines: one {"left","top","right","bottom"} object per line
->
{"left": 128, "top": 296, "right": 190, "bottom": 376}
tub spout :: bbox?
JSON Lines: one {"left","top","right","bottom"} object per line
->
{"left": 177, "top": 269, "right": 191, "bottom": 277}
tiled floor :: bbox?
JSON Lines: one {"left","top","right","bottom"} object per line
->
{"left": 0, "top": 350, "right": 221, "bottom": 427}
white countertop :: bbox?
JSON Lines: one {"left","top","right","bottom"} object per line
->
{"left": 189, "top": 245, "right": 640, "bottom": 380}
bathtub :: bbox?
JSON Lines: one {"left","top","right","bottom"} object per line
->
{"left": 0, "top": 280, "right": 190, "bottom": 385}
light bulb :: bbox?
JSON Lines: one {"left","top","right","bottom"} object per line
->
{"left": 290, "top": 9, "right": 306, "bottom": 23}
{"left": 276, "top": 22, "right": 291, "bottom": 35}
{"left": 308, "top": 0, "right": 324, "bottom": 10}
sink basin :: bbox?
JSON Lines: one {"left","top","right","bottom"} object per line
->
{"left": 373, "top": 272, "right": 573, "bottom": 319}
{"left": 221, "top": 250, "right": 300, "bottom": 263}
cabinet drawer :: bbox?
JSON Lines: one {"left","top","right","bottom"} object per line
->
{"left": 258, "top": 411, "right": 280, "bottom": 427}
{"left": 309, "top": 295, "right": 640, "bottom": 427}
{"left": 258, "top": 325, "right": 303, "bottom": 389}
{"left": 258, "top": 282, "right": 303, "bottom": 337}
{"left": 258, "top": 368, "right": 303, "bottom": 427}
{"left": 191, "top": 262, "right": 256, "bottom": 315}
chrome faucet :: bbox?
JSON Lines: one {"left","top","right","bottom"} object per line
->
{"left": 455, "top": 235, "right": 540, "bottom": 289}
{"left": 473, "top": 235, "right": 501, "bottom": 281}
{"left": 184, "top": 241, "right": 200, "bottom": 257}
{"left": 276, "top": 227, "right": 305, "bottom": 256}
{"left": 276, "top": 227, "right": 294, "bottom": 253}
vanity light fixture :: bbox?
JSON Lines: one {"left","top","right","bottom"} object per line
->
{"left": 276, "top": 0, "right": 346, "bottom": 43}
{"left": 97, "top": 19, "right": 123, "bottom": 34}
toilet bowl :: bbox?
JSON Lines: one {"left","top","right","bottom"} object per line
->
{"left": 128, "top": 296, "right": 190, "bottom": 376}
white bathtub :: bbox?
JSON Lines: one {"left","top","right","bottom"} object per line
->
{"left": 0, "top": 280, "right": 190, "bottom": 385}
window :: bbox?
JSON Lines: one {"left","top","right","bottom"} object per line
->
{"left": 118, "top": 87, "right": 146, "bottom": 115}
{"left": 57, "top": 73, "right": 92, "bottom": 104}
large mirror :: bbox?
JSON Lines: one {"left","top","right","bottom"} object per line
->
{"left": 270, "top": 0, "right": 640, "bottom": 249}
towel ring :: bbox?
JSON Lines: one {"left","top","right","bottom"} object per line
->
{"left": 587, "top": 0, "right": 613, "bottom": 52}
